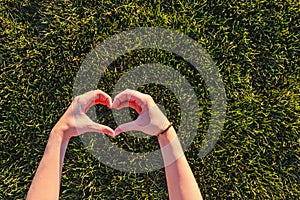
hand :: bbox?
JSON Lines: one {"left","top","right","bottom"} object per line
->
{"left": 52, "top": 90, "right": 115, "bottom": 140}
{"left": 112, "top": 89, "right": 170, "bottom": 136}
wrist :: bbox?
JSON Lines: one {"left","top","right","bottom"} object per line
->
{"left": 50, "top": 125, "right": 70, "bottom": 143}
{"left": 44, "top": 130, "right": 69, "bottom": 155}
{"left": 156, "top": 122, "right": 173, "bottom": 136}
{"left": 157, "top": 126, "right": 177, "bottom": 147}
{"left": 157, "top": 126, "right": 185, "bottom": 167}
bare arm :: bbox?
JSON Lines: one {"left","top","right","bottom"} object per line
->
{"left": 158, "top": 127, "right": 203, "bottom": 200}
{"left": 26, "top": 132, "right": 68, "bottom": 200}
{"left": 26, "top": 90, "right": 115, "bottom": 200}
{"left": 113, "top": 89, "right": 202, "bottom": 200}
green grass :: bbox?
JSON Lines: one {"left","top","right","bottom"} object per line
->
{"left": 1, "top": 0, "right": 299, "bottom": 199}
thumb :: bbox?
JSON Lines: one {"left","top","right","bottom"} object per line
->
{"left": 115, "top": 121, "right": 138, "bottom": 136}
{"left": 87, "top": 123, "right": 115, "bottom": 137}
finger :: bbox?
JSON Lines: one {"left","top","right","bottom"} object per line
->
{"left": 114, "top": 101, "right": 142, "bottom": 114}
{"left": 112, "top": 89, "right": 147, "bottom": 109}
{"left": 77, "top": 90, "right": 113, "bottom": 112}
{"left": 87, "top": 123, "right": 116, "bottom": 137}
{"left": 115, "top": 121, "right": 138, "bottom": 136}
{"left": 91, "top": 90, "right": 112, "bottom": 107}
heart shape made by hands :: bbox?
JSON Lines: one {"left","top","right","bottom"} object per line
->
{"left": 73, "top": 89, "right": 170, "bottom": 137}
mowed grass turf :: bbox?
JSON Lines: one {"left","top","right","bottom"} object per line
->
{"left": 1, "top": 0, "right": 299, "bottom": 199}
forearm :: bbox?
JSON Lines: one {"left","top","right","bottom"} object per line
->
{"left": 27, "top": 131, "right": 69, "bottom": 200}
{"left": 158, "top": 127, "right": 203, "bottom": 200}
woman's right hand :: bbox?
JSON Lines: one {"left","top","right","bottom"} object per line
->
{"left": 112, "top": 89, "right": 171, "bottom": 136}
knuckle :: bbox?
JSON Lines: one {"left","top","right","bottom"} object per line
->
{"left": 125, "top": 93, "right": 131, "bottom": 100}
{"left": 73, "top": 96, "right": 81, "bottom": 103}
{"left": 144, "top": 94, "right": 153, "bottom": 101}
{"left": 72, "top": 96, "right": 85, "bottom": 110}
{"left": 95, "top": 89, "right": 104, "bottom": 96}
{"left": 125, "top": 89, "right": 132, "bottom": 93}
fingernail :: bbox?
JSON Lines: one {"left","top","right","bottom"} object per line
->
{"left": 106, "top": 131, "right": 114, "bottom": 137}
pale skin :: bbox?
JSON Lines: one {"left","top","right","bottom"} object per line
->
{"left": 27, "top": 89, "right": 202, "bottom": 200}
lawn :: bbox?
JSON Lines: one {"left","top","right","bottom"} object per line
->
{"left": 1, "top": 0, "right": 299, "bottom": 199}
